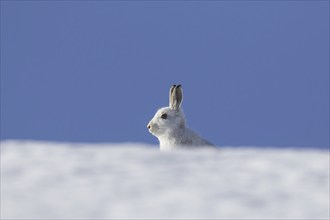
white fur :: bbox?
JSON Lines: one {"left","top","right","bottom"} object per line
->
{"left": 147, "top": 85, "right": 214, "bottom": 151}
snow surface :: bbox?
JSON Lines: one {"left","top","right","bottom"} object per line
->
{"left": 1, "top": 141, "right": 329, "bottom": 219}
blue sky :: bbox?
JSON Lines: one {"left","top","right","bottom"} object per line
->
{"left": 1, "top": 1, "right": 329, "bottom": 148}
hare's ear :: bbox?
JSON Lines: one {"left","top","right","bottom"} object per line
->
{"left": 169, "top": 84, "right": 183, "bottom": 110}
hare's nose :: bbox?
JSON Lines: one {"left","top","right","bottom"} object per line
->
{"left": 147, "top": 123, "right": 151, "bottom": 129}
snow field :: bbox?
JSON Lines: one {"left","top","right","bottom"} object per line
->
{"left": 1, "top": 141, "right": 329, "bottom": 219}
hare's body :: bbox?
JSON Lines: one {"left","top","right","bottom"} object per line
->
{"left": 158, "top": 124, "right": 213, "bottom": 151}
{"left": 147, "top": 85, "right": 214, "bottom": 151}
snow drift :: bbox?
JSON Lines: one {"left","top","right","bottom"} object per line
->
{"left": 1, "top": 141, "right": 329, "bottom": 219}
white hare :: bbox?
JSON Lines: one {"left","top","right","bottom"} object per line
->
{"left": 147, "top": 84, "right": 214, "bottom": 151}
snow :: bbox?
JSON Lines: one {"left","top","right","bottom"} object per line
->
{"left": 1, "top": 141, "right": 329, "bottom": 219}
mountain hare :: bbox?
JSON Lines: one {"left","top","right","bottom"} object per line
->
{"left": 147, "top": 84, "right": 214, "bottom": 151}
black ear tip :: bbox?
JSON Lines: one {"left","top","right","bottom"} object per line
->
{"left": 176, "top": 84, "right": 182, "bottom": 88}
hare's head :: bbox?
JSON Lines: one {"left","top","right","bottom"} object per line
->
{"left": 147, "top": 85, "right": 186, "bottom": 137}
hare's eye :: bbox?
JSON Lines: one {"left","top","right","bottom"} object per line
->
{"left": 161, "top": 113, "right": 168, "bottom": 119}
